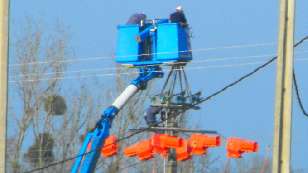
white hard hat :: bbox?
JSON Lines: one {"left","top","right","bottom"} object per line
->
{"left": 176, "top": 5, "right": 183, "bottom": 11}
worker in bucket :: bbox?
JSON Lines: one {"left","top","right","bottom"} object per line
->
{"left": 169, "top": 5, "right": 188, "bottom": 27}
{"left": 127, "top": 12, "right": 147, "bottom": 25}
{"left": 170, "top": 5, "right": 191, "bottom": 51}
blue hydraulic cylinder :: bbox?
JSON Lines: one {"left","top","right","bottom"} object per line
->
{"left": 71, "top": 66, "right": 163, "bottom": 173}
{"left": 71, "top": 133, "right": 92, "bottom": 173}
{"left": 78, "top": 110, "right": 115, "bottom": 173}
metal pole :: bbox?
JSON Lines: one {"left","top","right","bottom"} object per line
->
{"left": 163, "top": 66, "right": 179, "bottom": 173}
{"left": 165, "top": 110, "right": 177, "bottom": 173}
{"left": 0, "top": 0, "right": 9, "bottom": 172}
{"left": 272, "top": 0, "right": 295, "bottom": 172}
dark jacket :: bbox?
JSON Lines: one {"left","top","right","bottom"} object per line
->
{"left": 127, "top": 13, "right": 146, "bottom": 24}
{"left": 144, "top": 106, "right": 162, "bottom": 125}
{"left": 169, "top": 11, "right": 187, "bottom": 25}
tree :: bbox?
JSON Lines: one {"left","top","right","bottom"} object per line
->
{"left": 8, "top": 19, "right": 154, "bottom": 173}
{"left": 7, "top": 19, "right": 98, "bottom": 173}
{"left": 25, "top": 133, "right": 54, "bottom": 168}
{"left": 44, "top": 95, "right": 67, "bottom": 116}
{"left": 8, "top": 20, "right": 67, "bottom": 172}
{"left": 8, "top": 19, "right": 220, "bottom": 173}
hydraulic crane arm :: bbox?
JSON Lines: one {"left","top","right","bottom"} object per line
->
{"left": 71, "top": 66, "right": 163, "bottom": 173}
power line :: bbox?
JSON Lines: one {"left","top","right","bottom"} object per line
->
{"left": 23, "top": 128, "right": 146, "bottom": 173}
{"left": 197, "top": 56, "right": 276, "bottom": 103}
{"left": 8, "top": 52, "right": 279, "bottom": 79}
{"left": 118, "top": 160, "right": 144, "bottom": 172}
{"left": 197, "top": 35, "right": 308, "bottom": 108}
{"left": 293, "top": 71, "right": 308, "bottom": 117}
{"left": 8, "top": 60, "right": 272, "bottom": 83}
{"left": 20, "top": 62, "right": 308, "bottom": 173}
{"left": 9, "top": 49, "right": 308, "bottom": 80}
{"left": 9, "top": 42, "right": 275, "bottom": 67}
{"left": 9, "top": 57, "right": 308, "bottom": 84}
{"left": 22, "top": 57, "right": 277, "bottom": 173}
{"left": 22, "top": 35, "right": 308, "bottom": 173}
{"left": 10, "top": 55, "right": 274, "bottom": 79}
{"left": 8, "top": 52, "right": 281, "bottom": 77}
{"left": 292, "top": 36, "right": 308, "bottom": 117}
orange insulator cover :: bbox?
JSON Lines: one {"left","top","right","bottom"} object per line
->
{"left": 153, "top": 147, "right": 169, "bottom": 158}
{"left": 151, "top": 134, "right": 169, "bottom": 157}
{"left": 176, "top": 139, "right": 192, "bottom": 161}
{"left": 161, "top": 134, "right": 182, "bottom": 148}
{"left": 150, "top": 134, "right": 182, "bottom": 157}
{"left": 124, "top": 143, "right": 139, "bottom": 157}
{"left": 136, "top": 139, "right": 154, "bottom": 161}
{"left": 226, "top": 137, "right": 259, "bottom": 158}
{"left": 101, "top": 135, "right": 118, "bottom": 157}
{"left": 151, "top": 134, "right": 182, "bottom": 148}
{"left": 124, "top": 139, "right": 154, "bottom": 160}
{"left": 188, "top": 134, "right": 220, "bottom": 155}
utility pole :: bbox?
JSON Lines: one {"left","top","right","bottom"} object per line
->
{"left": 0, "top": 0, "right": 8, "bottom": 172}
{"left": 272, "top": 0, "right": 295, "bottom": 172}
{"left": 129, "top": 65, "right": 213, "bottom": 173}
{"left": 165, "top": 110, "right": 178, "bottom": 173}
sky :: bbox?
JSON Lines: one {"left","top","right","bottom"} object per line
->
{"left": 8, "top": 0, "right": 308, "bottom": 171}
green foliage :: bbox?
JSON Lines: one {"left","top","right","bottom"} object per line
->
{"left": 44, "top": 95, "right": 67, "bottom": 115}
{"left": 25, "top": 133, "right": 55, "bottom": 167}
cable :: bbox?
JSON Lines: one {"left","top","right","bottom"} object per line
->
{"left": 9, "top": 60, "right": 275, "bottom": 83}
{"left": 17, "top": 57, "right": 308, "bottom": 83}
{"left": 9, "top": 56, "right": 114, "bottom": 67}
{"left": 197, "top": 35, "right": 308, "bottom": 105}
{"left": 118, "top": 160, "right": 144, "bottom": 172}
{"left": 287, "top": 35, "right": 308, "bottom": 117}
{"left": 198, "top": 57, "right": 277, "bottom": 103}
{"left": 21, "top": 62, "right": 308, "bottom": 172}
{"left": 23, "top": 58, "right": 275, "bottom": 173}
{"left": 7, "top": 52, "right": 279, "bottom": 78}
{"left": 9, "top": 42, "right": 275, "bottom": 67}
{"left": 294, "top": 36, "right": 308, "bottom": 47}
{"left": 8, "top": 52, "right": 279, "bottom": 78}
{"left": 22, "top": 35, "right": 308, "bottom": 173}
{"left": 292, "top": 38, "right": 308, "bottom": 118}
{"left": 293, "top": 71, "right": 308, "bottom": 117}
{"left": 9, "top": 50, "right": 308, "bottom": 80}
{"left": 23, "top": 128, "right": 146, "bottom": 173}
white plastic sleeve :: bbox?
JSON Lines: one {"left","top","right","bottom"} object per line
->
{"left": 112, "top": 85, "right": 139, "bottom": 109}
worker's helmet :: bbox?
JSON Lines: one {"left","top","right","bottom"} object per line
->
{"left": 176, "top": 5, "right": 183, "bottom": 12}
